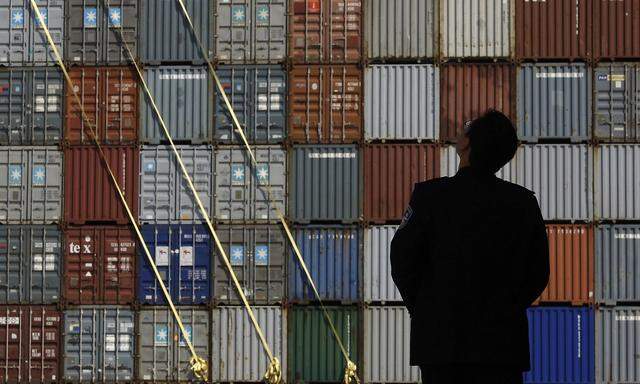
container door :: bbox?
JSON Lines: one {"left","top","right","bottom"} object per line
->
{"left": 140, "top": 148, "right": 174, "bottom": 223}
{"left": 252, "top": 147, "right": 285, "bottom": 221}
{"left": 27, "top": 226, "right": 60, "bottom": 304}
{"left": 66, "top": 68, "right": 99, "bottom": 144}
{"left": 253, "top": 226, "right": 285, "bottom": 303}
{"left": 138, "top": 225, "right": 172, "bottom": 304}
{"left": 174, "top": 225, "right": 210, "bottom": 304}
{"left": 253, "top": 66, "right": 286, "bottom": 142}
{"left": 254, "top": 1, "right": 286, "bottom": 62}
{"left": 216, "top": 0, "right": 250, "bottom": 62}
{"left": 0, "top": 70, "right": 27, "bottom": 144}
{"left": 0, "top": 307, "right": 22, "bottom": 382}
{"left": 64, "top": 228, "right": 101, "bottom": 304}
{"left": 102, "top": 309, "right": 134, "bottom": 381}
{"left": 103, "top": 67, "right": 138, "bottom": 143}
{"left": 0, "top": 149, "right": 28, "bottom": 223}
{"left": 0, "top": 227, "right": 23, "bottom": 303}
{"left": 30, "top": 69, "right": 62, "bottom": 144}
{"left": 326, "top": 0, "right": 361, "bottom": 62}
{"left": 215, "top": 67, "right": 250, "bottom": 142}
{"left": 290, "top": 0, "right": 323, "bottom": 62}
{"left": 28, "top": 149, "right": 62, "bottom": 224}
{"left": 0, "top": 2, "right": 28, "bottom": 65}
{"left": 28, "top": 0, "right": 64, "bottom": 65}
{"left": 104, "top": 1, "right": 137, "bottom": 64}
{"left": 26, "top": 307, "right": 60, "bottom": 382}
{"left": 67, "top": 1, "right": 102, "bottom": 64}
{"left": 102, "top": 228, "right": 135, "bottom": 304}
{"left": 215, "top": 225, "right": 250, "bottom": 303}
{"left": 63, "top": 309, "right": 98, "bottom": 381}
{"left": 175, "top": 147, "right": 212, "bottom": 222}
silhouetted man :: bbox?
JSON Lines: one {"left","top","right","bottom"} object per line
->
{"left": 390, "top": 110, "right": 549, "bottom": 384}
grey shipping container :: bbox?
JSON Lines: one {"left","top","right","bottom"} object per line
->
{"left": 211, "top": 306, "right": 286, "bottom": 382}
{"left": 518, "top": 63, "right": 592, "bottom": 142}
{"left": 0, "top": 146, "right": 62, "bottom": 224}
{"left": 215, "top": 0, "right": 286, "bottom": 63}
{"left": 140, "top": 66, "right": 213, "bottom": 143}
{"left": 364, "top": 64, "right": 439, "bottom": 141}
{"left": 140, "top": 145, "right": 213, "bottom": 224}
{"left": 140, "top": 0, "right": 212, "bottom": 64}
{"left": 0, "top": 0, "right": 64, "bottom": 66}
{"left": 595, "top": 145, "right": 640, "bottom": 221}
{"left": 138, "top": 307, "right": 210, "bottom": 382}
{"left": 289, "top": 145, "right": 360, "bottom": 223}
{"left": 0, "top": 68, "right": 63, "bottom": 145}
{"left": 596, "top": 307, "right": 640, "bottom": 384}
{"left": 594, "top": 63, "right": 640, "bottom": 142}
{"left": 215, "top": 65, "right": 286, "bottom": 144}
{"left": 364, "top": 306, "right": 421, "bottom": 383}
{"left": 214, "top": 145, "right": 286, "bottom": 222}
{"left": 0, "top": 225, "right": 60, "bottom": 304}
{"left": 214, "top": 224, "right": 285, "bottom": 304}
{"left": 596, "top": 225, "right": 640, "bottom": 304}
{"left": 66, "top": 0, "right": 138, "bottom": 65}
{"left": 364, "top": 225, "right": 401, "bottom": 303}
{"left": 364, "top": 0, "right": 437, "bottom": 60}
{"left": 63, "top": 307, "right": 134, "bottom": 382}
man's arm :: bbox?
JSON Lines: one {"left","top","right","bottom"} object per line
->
{"left": 518, "top": 194, "right": 550, "bottom": 308}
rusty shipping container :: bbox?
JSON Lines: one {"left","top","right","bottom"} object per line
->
{"left": 64, "top": 146, "right": 139, "bottom": 225}
{"left": 440, "top": 63, "right": 515, "bottom": 142}
{"left": 65, "top": 67, "right": 138, "bottom": 145}
{"left": 289, "top": 0, "right": 362, "bottom": 63}
{"left": 289, "top": 65, "right": 362, "bottom": 143}
{"left": 364, "top": 144, "right": 439, "bottom": 222}
{"left": 592, "top": 0, "right": 640, "bottom": 60}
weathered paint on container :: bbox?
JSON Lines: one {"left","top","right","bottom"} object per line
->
{"left": 289, "top": 145, "right": 360, "bottom": 223}
{"left": 140, "top": 66, "right": 213, "bottom": 143}
{"left": 288, "top": 306, "right": 360, "bottom": 383}
{"left": 363, "top": 306, "right": 420, "bottom": 383}
{"left": 364, "top": 144, "right": 440, "bottom": 222}
{"left": 596, "top": 307, "right": 640, "bottom": 384}
{"left": 592, "top": 0, "right": 640, "bottom": 60}
{"left": 596, "top": 225, "right": 640, "bottom": 304}
{"left": 139, "top": 145, "right": 213, "bottom": 224}
{"left": 0, "top": 306, "right": 60, "bottom": 383}
{"left": 63, "top": 307, "right": 134, "bottom": 382}
{"left": 594, "top": 63, "right": 640, "bottom": 142}
{"left": 0, "top": 225, "right": 60, "bottom": 304}
{"left": 214, "top": 225, "right": 285, "bottom": 304}
{"left": 517, "top": 63, "right": 592, "bottom": 142}
{"left": 65, "top": 66, "right": 138, "bottom": 145}
{"left": 364, "top": 64, "right": 439, "bottom": 141}
{"left": 215, "top": 65, "right": 286, "bottom": 144}
{"left": 215, "top": 0, "right": 286, "bottom": 63}
{"left": 288, "top": 225, "right": 360, "bottom": 303}
{"left": 363, "top": 225, "right": 401, "bottom": 303}
{"left": 66, "top": 0, "right": 138, "bottom": 65}
{"left": 64, "top": 146, "right": 139, "bottom": 225}
{"left": 211, "top": 306, "right": 286, "bottom": 382}
{"left": 289, "top": 65, "right": 362, "bottom": 143}
{"left": 439, "top": 145, "right": 459, "bottom": 177}
{"left": 138, "top": 307, "right": 210, "bottom": 382}
{"left": 594, "top": 144, "right": 640, "bottom": 221}
{"left": 0, "top": 68, "right": 63, "bottom": 145}
{"left": 0, "top": 147, "right": 62, "bottom": 224}
{"left": 525, "top": 307, "right": 595, "bottom": 384}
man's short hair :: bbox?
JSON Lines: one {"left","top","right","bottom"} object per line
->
{"left": 466, "top": 109, "right": 518, "bottom": 173}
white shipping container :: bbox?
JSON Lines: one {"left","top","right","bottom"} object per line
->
{"left": 364, "top": 225, "right": 402, "bottom": 303}
{"left": 594, "top": 144, "right": 640, "bottom": 221}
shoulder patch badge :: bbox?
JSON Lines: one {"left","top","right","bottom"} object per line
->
{"left": 398, "top": 205, "right": 413, "bottom": 230}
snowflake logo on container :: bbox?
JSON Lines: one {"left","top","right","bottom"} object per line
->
{"left": 84, "top": 7, "right": 97, "bottom": 28}
{"left": 231, "top": 164, "right": 245, "bottom": 183}
{"left": 256, "top": 5, "right": 269, "bottom": 22}
{"left": 145, "top": 161, "right": 155, "bottom": 172}
{"left": 256, "top": 165, "right": 269, "bottom": 184}
{"left": 230, "top": 245, "right": 244, "bottom": 265}
{"left": 8, "top": 165, "right": 22, "bottom": 186}
{"left": 35, "top": 9, "right": 48, "bottom": 28}
{"left": 155, "top": 325, "right": 168, "bottom": 345}
{"left": 108, "top": 7, "right": 121, "bottom": 27}
{"left": 11, "top": 9, "right": 24, "bottom": 28}
{"left": 32, "top": 166, "right": 45, "bottom": 186}
{"left": 179, "top": 325, "right": 192, "bottom": 346}
{"left": 232, "top": 5, "right": 245, "bottom": 23}
{"left": 255, "top": 245, "right": 269, "bottom": 266}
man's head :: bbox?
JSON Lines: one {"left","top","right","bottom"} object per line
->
{"left": 455, "top": 109, "right": 518, "bottom": 173}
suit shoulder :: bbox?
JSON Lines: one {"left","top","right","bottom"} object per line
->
{"left": 495, "top": 178, "right": 536, "bottom": 199}
{"left": 414, "top": 177, "right": 451, "bottom": 194}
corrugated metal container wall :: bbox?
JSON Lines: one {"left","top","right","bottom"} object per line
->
{"left": 289, "top": 65, "right": 362, "bottom": 143}
{"left": 65, "top": 66, "right": 138, "bottom": 145}
{"left": 596, "top": 225, "right": 640, "bottom": 304}
{"left": 0, "top": 68, "right": 63, "bottom": 145}
{"left": 517, "top": 63, "right": 591, "bottom": 142}
{"left": 215, "top": 0, "right": 286, "bottom": 63}
{"left": 214, "top": 225, "right": 285, "bottom": 304}
{"left": 289, "top": 0, "right": 362, "bottom": 63}
{"left": 0, "top": 225, "right": 60, "bottom": 304}
{"left": 140, "top": 66, "right": 213, "bottom": 143}
{"left": 596, "top": 307, "right": 640, "bottom": 384}
{"left": 592, "top": 0, "right": 640, "bottom": 60}
{"left": 215, "top": 65, "right": 286, "bottom": 144}
{"left": 0, "top": 306, "right": 60, "bottom": 383}
{"left": 63, "top": 307, "right": 134, "bottom": 382}
{"left": 364, "top": 0, "right": 437, "bottom": 60}
{"left": 440, "top": 63, "right": 514, "bottom": 142}
{"left": 595, "top": 144, "right": 640, "bottom": 220}
{"left": 138, "top": 307, "right": 210, "bottom": 382}
{"left": 64, "top": 146, "right": 139, "bottom": 224}
{"left": 211, "top": 306, "right": 286, "bottom": 382}
{"left": 289, "top": 145, "right": 360, "bottom": 223}
{"left": 288, "top": 306, "right": 360, "bottom": 383}
{"left": 0, "top": 147, "right": 62, "bottom": 224}
{"left": 363, "top": 225, "right": 401, "bottom": 303}
{"left": 139, "top": 0, "right": 212, "bottom": 64}
{"left": 525, "top": 307, "right": 595, "bottom": 384}
{"left": 364, "top": 144, "right": 440, "bottom": 222}
{"left": 364, "top": 64, "right": 439, "bottom": 141}
{"left": 138, "top": 224, "right": 211, "bottom": 305}
{"left": 66, "top": 0, "right": 138, "bottom": 65}
{"left": 594, "top": 63, "right": 640, "bottom": 142}
{"left": 139, "top": 145, "right": 212, "bottom": 224}
{"left": 441, "top": 0, "right": 512, "bottom": 58}
{"left": 288, "top": 225, "right": 360, "bottom": 303}
{"left": 63, "top": 226, "right": 135, "bottom": 305}
{"left": 439, "top": 145, "right": 458, "bottom": 177}
{"left": 363, "top": 306, "right": 420, "bottom": 383}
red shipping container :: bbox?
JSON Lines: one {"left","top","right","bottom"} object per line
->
{"left": 364, "top": 144, "right": 440, "bottom": 222}
{"left": 64, "top": 146, "right": 139, "bottom": 224}
{"left": 0, "top": 306, "right": 60, "bottom": 383}
{"left": 592, "top": 0, "right": 640, "bottom": 59}
{"left": 64, "top": 226, "right": 136, "bottom": 305}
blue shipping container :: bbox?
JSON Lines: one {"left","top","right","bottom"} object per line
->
{"left": 288, "top": 226, "right": 360, "bottom": 303}
{"left": 525, "top": 307, "right": 595, "bottom": 384}
{"left": 138, "top": 225, "right": 211, "bottom": 304}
